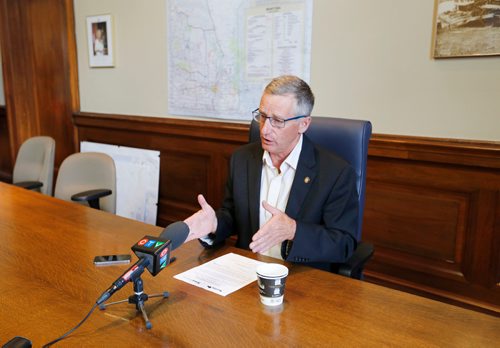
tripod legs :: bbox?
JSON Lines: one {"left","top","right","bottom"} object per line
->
{"left": 98, "top": 276, "right": 169, "bottom": 329}
{"left": 137, "top": 298, "right": 152, "bottom": 330}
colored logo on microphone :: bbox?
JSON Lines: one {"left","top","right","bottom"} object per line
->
{"left": 160, "top": 247, "right": 169, "bottom": 258}
{"left": 122, "top": 265, "right": 139, "bottom": 281}
{"left": 145, "top": 240, "right": 156, "bottom": 248}
{"left": 138, "top": 238, "right": 148, "bottom": 246}
{"left": 155, "top": 241, "right": 165, "bottom": 248}
{"left": 160, "top": 255, "right": 168, "bottom": 265}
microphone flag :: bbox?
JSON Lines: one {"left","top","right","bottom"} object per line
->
{"left": 132, "top": 236, "right": 172, "bottom": 276}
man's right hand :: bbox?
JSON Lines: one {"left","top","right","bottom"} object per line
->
{"left": 183, "top": 194, "right": 218, "bottom": 242}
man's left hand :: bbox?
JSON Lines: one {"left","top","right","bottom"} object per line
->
{"left": 249, "top": 201, "right": 296, "bottom": 253}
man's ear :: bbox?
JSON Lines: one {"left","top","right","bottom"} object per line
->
{"left": 298, "top": 116, "right": 311, "bottom": 134}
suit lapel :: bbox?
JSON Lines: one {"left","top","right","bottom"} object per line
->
{"left": 247, "top": 145, "right": 263, "bottom": 233}
{"left": 286, "top": 136, "right": 317, "bottom": 219}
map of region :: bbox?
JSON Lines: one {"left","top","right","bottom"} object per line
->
{"left": 168, "top": 0, "right": 312, "bottom": 120}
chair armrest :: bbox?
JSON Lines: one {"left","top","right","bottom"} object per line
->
{"left": 14, "top": 181, "right": 43, "bottom": 190}
{"left": 338, "top": 242, "right": 374, "bottom": 280}
{"left": 71, "top": 189, "right": 112, "bottom": 210}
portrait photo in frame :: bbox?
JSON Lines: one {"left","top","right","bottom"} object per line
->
{"left": 86, "top": 14, "right": 114, "bottom": 67}
{"left": 432, "top": 0, "right": 500, "bottom": 58}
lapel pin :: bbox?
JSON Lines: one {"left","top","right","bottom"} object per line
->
{"left": 304, "top": 176, "right": 310, "bottom": 184}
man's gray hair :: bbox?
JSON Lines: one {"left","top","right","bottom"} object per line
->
{"left": 264, "top": 75, "right": 315, "bottom": 116}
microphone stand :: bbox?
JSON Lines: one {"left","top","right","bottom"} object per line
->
{"left": 98, "top": 272, "right": 169, "bottom": 329}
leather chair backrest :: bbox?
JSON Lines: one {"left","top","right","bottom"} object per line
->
{"left": 249, "top": 116, "right": 372, "bottom": 241}
{"left": 13, "top": 136, "right": 56, "bottom": 196}
{"left": 54, "top": 152, "right": 116, "bottom": 213}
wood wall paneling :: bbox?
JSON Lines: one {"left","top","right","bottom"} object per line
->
{"left": 495, "top": 191, "right": 500, "bottom": 293}
{"left": 0, "top": 1, "right": 37, "bottom": 152}
{"left": 365, "top": 182, "right": 469, "bottom": 276}
{"left": 73, "top": 112, "right": 500, "bottom": 315}
{"left": 365, "top": 135, "right": 500, "bottom": 315}
{"left": 0, "top": 0, "right": 79, "bottom": 169}
{"left": 0, "top": 106, "right": 12, "bottom": 181}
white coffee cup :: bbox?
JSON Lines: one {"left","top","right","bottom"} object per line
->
{"left": 256, "top": 263, "right": 289, "bottom": 306}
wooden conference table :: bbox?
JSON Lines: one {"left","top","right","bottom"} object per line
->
{"left": 0, "top": 182, "right": 499, "bottom": 347}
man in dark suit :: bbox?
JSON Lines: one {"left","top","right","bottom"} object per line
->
{"left": 184, "top": 75, "right": 358, "bottom": 271}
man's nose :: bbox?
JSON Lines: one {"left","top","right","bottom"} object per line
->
{"left": 260, "top": 117, "right": 272, "bottom": 135}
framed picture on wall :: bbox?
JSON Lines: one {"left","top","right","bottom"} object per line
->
{"left": 86, "top": 14, "right": 114, "bottom": 67}
{"left": 432, "top": 0, "right": 500, "bottom": 58}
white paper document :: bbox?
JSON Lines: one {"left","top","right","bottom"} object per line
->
{"left": 174, "top": 253, "right": 265, "bottom": 296}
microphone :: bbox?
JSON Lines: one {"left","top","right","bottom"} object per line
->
{"left": 159, "top": 221, "right": 190, "bottom": 250}
{"left": 131, "top": 221, "right": 189, "bottom": 275}
{"left": 96, "top": 221, "right": 190, "bottom": 305}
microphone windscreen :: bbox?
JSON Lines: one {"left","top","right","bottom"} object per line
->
{"left": 160, "top": 221, "right": 189, "bottom": 250}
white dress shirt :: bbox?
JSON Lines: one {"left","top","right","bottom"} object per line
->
{"left": 259, "top": 135, "right": 303, "bottom": 259}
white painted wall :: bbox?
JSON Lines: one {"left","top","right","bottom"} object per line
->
{"left": 73, "top": 0, "right": 500, "bottom": 141}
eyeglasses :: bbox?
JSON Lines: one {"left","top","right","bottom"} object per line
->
{"left": 252, "top": 108, "right": 308, "bottom": 129}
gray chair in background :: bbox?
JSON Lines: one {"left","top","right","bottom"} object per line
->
{"left": 54, "top": 152, "right": 116, "bottom": 213}
{"left": 13, "top": 136, "right": 56, "bottom": 195}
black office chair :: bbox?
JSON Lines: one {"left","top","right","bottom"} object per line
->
{"left": 54, "top": 152, "right": 116, "bottom": 213}
{"left": 250, "top": 116, "right": 373, "bottom": 280}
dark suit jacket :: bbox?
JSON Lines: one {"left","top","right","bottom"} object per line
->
{"left": 211, "top": 135, "right": 358, "bottom": 271}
